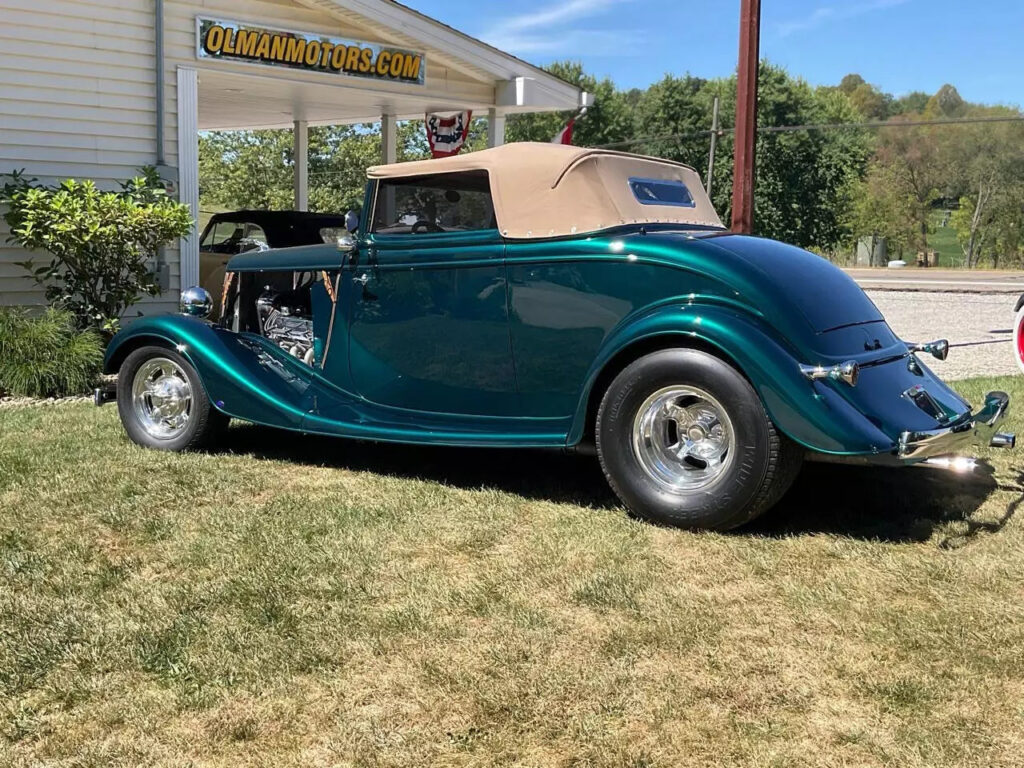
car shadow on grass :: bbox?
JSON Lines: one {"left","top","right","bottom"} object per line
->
{"left": 217, "top": 423, "right": 1012, "bottom": 544}
{"left": 752, "top": 463, "right": 1011, "bottom": 544}
{"left": 217, "top": 423, "right": 614, "bottom": 509}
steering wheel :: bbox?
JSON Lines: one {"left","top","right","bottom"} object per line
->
{"left": 412, "top": 220, "right": 442, "bottom": 234}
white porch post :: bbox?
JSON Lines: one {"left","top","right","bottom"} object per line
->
{"left": 381, "top": 113, "right": 398, "bottom": 164}
{"left": 380, "top": 114, "right": 397, "bottom": 224}
{"left": 487, "top": 108, "right": 506, "bottom": 148}
{"left": 176, "top": 66, "right": 199, "bottom": 292}
{"left": 293, "top": 120, "right": 308, "bottom": 212}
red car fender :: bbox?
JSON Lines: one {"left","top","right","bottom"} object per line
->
{"left": 1015, "top": 299, "right": 1024, "bottom": 374}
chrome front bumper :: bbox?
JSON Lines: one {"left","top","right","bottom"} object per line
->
{"left": 898, "top": 390, "right": 1015, "bottom": 461}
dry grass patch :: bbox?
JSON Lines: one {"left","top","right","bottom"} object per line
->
{"left": 1, "top": 376, "right": 1023, "bottom": 766}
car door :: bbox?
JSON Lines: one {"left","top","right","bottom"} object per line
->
{"left": 348, "top": 170, "right": 517, "bottom": 416}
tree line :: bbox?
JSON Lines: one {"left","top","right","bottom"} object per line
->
{"left": 199, "top": 63, "right": 1024, "bottom": 267}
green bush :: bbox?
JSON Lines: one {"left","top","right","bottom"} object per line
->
{"left": 0, "top": 167, "right": 193, "bottom": 334}
{"left": 0, "top": 308, "right": 103, "bottom": 398}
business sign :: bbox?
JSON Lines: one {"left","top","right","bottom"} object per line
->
{"left": 196, "top": 17, "right": 426, "bottom": 85}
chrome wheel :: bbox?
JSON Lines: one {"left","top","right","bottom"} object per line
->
{"left": 632, "top": 386, "right": 735, "bottom": 493}
{"left": 131, "top": 357, "right": 193, "bottom": 439}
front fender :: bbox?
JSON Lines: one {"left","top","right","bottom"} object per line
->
{"left": 570, "top": 302, "right": 896, "bottom": 456}
{"left": 105, "top": 316, "right": 314, "bottom": 430}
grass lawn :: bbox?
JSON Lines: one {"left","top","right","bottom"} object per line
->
{"left": 928, "top": 217, "right": 962, "bottom": 268}
{"left": 2, "top": 376, "right": 1023, "bottom": 767}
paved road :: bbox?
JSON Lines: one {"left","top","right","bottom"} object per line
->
{"left": 847, "top": 267, "right": 1024, "bottom": 294}
{"left": 866, "top": 290, "right": 1018, "bottom": 380}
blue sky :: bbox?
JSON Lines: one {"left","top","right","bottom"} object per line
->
{"left": 405, "top": 0, "right": 1024, "bottom": 108}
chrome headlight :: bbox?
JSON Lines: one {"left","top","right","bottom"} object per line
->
{"left": 179, "top": 286, "right": 213, "bottom": 319}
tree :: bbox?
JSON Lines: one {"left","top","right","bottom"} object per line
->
{"left": 632, "top": 73, "right": 715, "bottom": 167}
{"left": 845, "top": 161, "right": 918, "bottom": 258}
{"left": 893, "top": 91, "right": 930, "bottom": 116}
{"left": 872, "top": 121, "right": 945, "bottom": 250}
{"left": 925, "top": 84, "right": 968, "bottom": 118}
{"left": 945, "top": 112, "right": 1024, "bottom": 266}
{"left": 838, "top": 74, "right": 867, "bottom": 93}
{"left": 990, "top": 191, "right": 1024, "bottom": 268}
{"left": 506, "top": 61, "right": 634, "bottom": 147}
{"left": 199, "top": 120, "right": 450, "bottom": 217}
{"left": 200, "top": 125, "right": 382, "bottom": 215}
{"left": 836, "top": 74, "right": 893, "bottom": 120}
{"left": 748, "top": 66, "right": 872, "bottom": 247}
{"left": 631, "top": 66, "right": 871, "bottom": 248}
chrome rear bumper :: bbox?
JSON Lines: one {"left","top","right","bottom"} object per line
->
{"left": 898, "top": 391, "right": 1014, "bottom": 461}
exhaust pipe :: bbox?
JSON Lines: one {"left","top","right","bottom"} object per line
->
{"left": 991, "top": 432, "right": 1016, "bottom": 449}
{"left": 93, "top": 384, "right": 116, "bottom": 407}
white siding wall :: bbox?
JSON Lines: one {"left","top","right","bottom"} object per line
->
{"left": 0, "top": 0, "right": 179, "bottom": 314}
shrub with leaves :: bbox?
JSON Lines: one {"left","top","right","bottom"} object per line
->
{"left": 0, "top": 308, "right": 103, "bottom": 398}
{"left": 0, "top": 167, "right": 192, "bottom": 334}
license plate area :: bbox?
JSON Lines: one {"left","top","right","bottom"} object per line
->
{"left": 826, "top": 352, "right": 970, "bottom": 442}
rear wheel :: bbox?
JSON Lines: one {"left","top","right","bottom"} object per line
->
{"left": 116, "top": 345, "right": 228, "bottom": 451}
{"left": 596, "top": 348, "right": 803, "bottom": 530}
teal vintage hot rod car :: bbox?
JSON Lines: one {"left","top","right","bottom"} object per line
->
{"left": 101, "top": 143, "right": 1015, "bottom": 530}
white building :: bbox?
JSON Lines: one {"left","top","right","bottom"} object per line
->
{"left": 0, "top": 0, "right": 585, "bottom": 312}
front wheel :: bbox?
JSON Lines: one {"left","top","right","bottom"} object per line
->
{"left": 116, "top": 345, "right": 228, "bottom": 451}
{"left": 596, "top": 348, "right": 803, "bottom": 530}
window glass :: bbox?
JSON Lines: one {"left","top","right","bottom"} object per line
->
{"left": 202, "top": 221, "right": 269, "bottom": 253}
{"left": 319, "top": 226, "right": 349, "bottom": 244}
{"left": 242, "top": 223, "right": 268, "bottom": 246}
{"left": 202, "top": 221, "right": 235, "bottom": 248}
{"left": 372, "top": 170, "right": 496, "bottom": 235}
{"left": 628, "top": 177, "right": 696, "bottom": 208}
{"left": 241, "top": 224, "right": 268, "bottom": 244}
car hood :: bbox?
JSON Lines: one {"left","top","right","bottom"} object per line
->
{"left": 694, "top": 233, "right": 883, "bottom": 333}
{"left": 227, "top": 243, "right": 342, "bottom": 272}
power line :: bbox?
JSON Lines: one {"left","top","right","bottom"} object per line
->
{"left": 595, "top": 114, "right": 1024, "bottom": 150}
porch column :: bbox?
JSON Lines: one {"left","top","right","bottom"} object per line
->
{"left": 293, "top": 120, "right": 308, "bottom": 212}
{"left": 380, "top": 114, "right": 397, "bottom": 224}
{"left": 176, "top": 66, "right": 199, "bottom": 292}
{"left": 487, "top": 108, "right": 506, "bottom": 148}
{"left": 381, "top": 113, "right": 398, "bottom": 164}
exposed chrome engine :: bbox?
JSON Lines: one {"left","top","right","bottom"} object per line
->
{"left": 257, "top": 287, "right": 315, "bottom": 365}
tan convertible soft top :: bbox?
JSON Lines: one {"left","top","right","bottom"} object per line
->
{"left": 367, "top": 142, "right": 724, "bottom": 239}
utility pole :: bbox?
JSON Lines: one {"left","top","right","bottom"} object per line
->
{"left": 706, "top": 95, "right": 721, "bottom": 199}
{"left": 731, "top": 0, "right": 761, "bottom": 234}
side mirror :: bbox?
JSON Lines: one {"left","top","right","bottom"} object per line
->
{"left": 345, "top": 210, "right": 359, "bottom": 234}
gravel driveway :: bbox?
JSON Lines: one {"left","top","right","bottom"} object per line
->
{"left": 867, "top": 290, "right": 1019, "bottom": 380}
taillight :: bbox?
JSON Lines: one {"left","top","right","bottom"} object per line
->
{"left": 1015, "top": 306, "right": 1024, "bottom": 374}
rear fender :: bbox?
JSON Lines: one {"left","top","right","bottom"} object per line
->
{"left": 570, "top": 302, "right": 895, "bottom": 455}
{"left": 104, "top": 316, "right": 313, "bottom": 430}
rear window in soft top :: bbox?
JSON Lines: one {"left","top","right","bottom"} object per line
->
{"left": 628, "top": 177, "right": 696, "bottom": 208}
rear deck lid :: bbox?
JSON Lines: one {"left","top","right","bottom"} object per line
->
{"left": 702, "top": 234, "right": 883, "bottom": 333}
